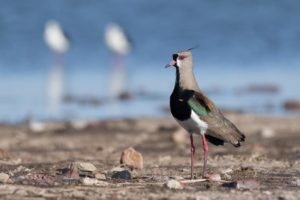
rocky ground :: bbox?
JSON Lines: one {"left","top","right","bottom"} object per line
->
{"left": 0, "top": 113, "right": 300, "bottom": 199}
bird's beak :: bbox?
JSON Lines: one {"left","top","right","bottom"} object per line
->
{"left": 165, "top": 60, "right": 176, "bottom": 68}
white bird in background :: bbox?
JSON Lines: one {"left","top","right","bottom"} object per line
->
{"left": 105, "top": 23, "right": 131, "bottom": 55}
{"left": 44, "top": 20, "right": 70, "bottom": 55}
{"left": 104, "top": 22, "right": 132, "bottom": 99}
{"left": 44, "top": 20, "right": 70, "bottom": 115}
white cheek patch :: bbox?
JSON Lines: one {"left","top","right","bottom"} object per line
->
{"left": 176, "top": 59, "right": 182, "bottom": 68}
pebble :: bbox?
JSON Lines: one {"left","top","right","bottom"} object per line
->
{"left": 29, "top": 121, "right": 66, "bottom": 133}
{"left": 292, "top": 179, "right": 300, "bottom": 186}
{"left": 0, "top": 173, "right": 10, "bottom": 183}
{"left": 9, "top": 165, "right": 31, "bottom": 176}
{"left": 111, "top": 170, "right": 132, "bottom": 180}
{"left": 221, "top": 168, "right": 233, "bottom": 174}
{"left": 81, "top": 177, "right": 108, "bottom": 186}
{"left": 29, "top": 121, "right": 46, "bottom": 133}
{"left": 70, "top": 120, "right": 89, "bottom": 130}
{"left": 76, "top": 162, "right": 97, "bottom": 172}
{"left": 208, "top": 173, "right": 221, "bottom": 181}
{"left": 172, "top": 129, "right": 187, "bottom": 145}
{"left": 95, "top": 173, "right": 106, "bottom": 180}
{"left": 120, "top": 147, "right": 143, "bottom": 169}
{"left": 110, "top": 166, "right": 125, "bottom": 172}
{"left": 259, "top": 128, "right": 275, "bottom": 138}
{"left": 263, "top": 191, "right": 272, "bottom": 195}
{"left": 165, "top": 179, "right": 183, "bottom": 189}
{"left": 221, "top": 173, "right": 232, "bottom": 180}
{"left": 220, "top": 168, "right": 233, "bottom": 180}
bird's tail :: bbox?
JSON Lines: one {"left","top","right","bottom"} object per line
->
{"left": 224, "top": 117, "right": 246, "bottom": 147}
{"left": 231, "top": 130, "right": 246, "bottom": 147}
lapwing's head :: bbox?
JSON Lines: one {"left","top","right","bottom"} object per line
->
{"left": 165, "top": 50, "right": 193, "bottom": 69}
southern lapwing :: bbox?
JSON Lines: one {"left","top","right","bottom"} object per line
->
{"left": 166, "top": 50, "right": 245, "bottom": 179}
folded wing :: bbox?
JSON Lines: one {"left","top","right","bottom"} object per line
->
{"left": 187, "top": 90, "right": 245, "bottom": 147}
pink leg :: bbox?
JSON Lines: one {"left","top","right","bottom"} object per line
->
{"left": 201, "top": 134, "right": 208, "bottom": 178}
{"left": 190, "top": 134, "right": 196, "bottom": 179}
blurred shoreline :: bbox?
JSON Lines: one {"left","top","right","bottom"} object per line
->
{"left": 0, "top": 112, "right": 299, "bottom": 198}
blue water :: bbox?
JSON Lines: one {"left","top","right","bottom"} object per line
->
{"left": 0, "top": 0, "right": 300, "bottom": 122}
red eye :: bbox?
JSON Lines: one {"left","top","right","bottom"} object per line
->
{"left": 178, "top": 55, "right": 186, "bottom": 60}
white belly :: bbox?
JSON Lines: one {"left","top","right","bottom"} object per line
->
{"left": 176, "top": 110, "right": 208, "bottom": 134}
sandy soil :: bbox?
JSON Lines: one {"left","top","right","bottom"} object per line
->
{"left": 0, "top": 113, "right": 300, "bottom": 199}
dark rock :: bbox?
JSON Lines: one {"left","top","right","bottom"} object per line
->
{"left": 237, "top": 84, "right": 280, "bottom": 94}
{"left": 222, "top": 179, "right": 260, "bottom": 190}
{"left": 222, "top": 181, "right": 237, "bottom": 188}
{"left": 63, "top": 94, "right": 103, "bottom": 106}
{"left": 118, "top": 91, "right": 132, "bottom": 101}
{"left": 111, "top": 170, "right": 131, "bottom": 180}
{"left": 283, "top": 100, "right": 300, "bottom": 111}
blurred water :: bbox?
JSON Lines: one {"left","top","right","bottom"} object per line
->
{"left": 0, "top": 0, "right": 300, "bottom": 122}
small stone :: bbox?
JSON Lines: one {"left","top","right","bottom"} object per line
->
{"left": 259, "top": 128, "right": 275, "bottom": 138}
{"left": 95, "top": 173, "right": 106, "bottom": 180}
{"left": 220, "top": 168, "right": 233, "bottom": 180}
{"left": 0, "top": 173, "right": 10, "bottom": 183}
{"left": 208, "top": 173, "right": 221, "bottom": 181}
{"left": 221, "top": 168, "right": 233, "bottom": 174}
{"left": 110, "top": 166, "right": 125, "bottom": 172}
{"left": 81, "top": 177, "right": 108, "bottom": 186}
{"left": 263, "top": 191, "right": 272, "bottom": 195}
{"left": 165, "top": 179, "right": 183, "bottom": 189}
{"left": 221, "top": 173, "right": 232, "bottom": 181}
{"left": 29, "top": 121, "right": 66, "bottom": 133}
{"left": 292, "top": 179, "right": 300, "bottom": 186}
{"left": 120, "top": 147, "right": 143, "bottom": 169}
{"left": 70, "top": 120, "right": 89, "bottom": 130}
{"left": 29, "top": 121, "right": 46, "bottom": 133}
{"left": 236, "top": 179, "right": 260, "bottom": 190}
{"left": 77, "top": 162, "right": 97, "bottom": 172}
{"left": 172, "top": 129, "right": 187, "bottom": 145}
{"left": 9, "top": 165, "right": 31, "bottom": 176}
{"left": 111, "top": 170, "right": 132, "bottom": 180}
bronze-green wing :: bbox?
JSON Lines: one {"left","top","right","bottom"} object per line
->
{"left": 187, "top": 90, "right": 217, "bottom": 116}
{"left": 187, "top": 90, "right": 245, "bottom": 147}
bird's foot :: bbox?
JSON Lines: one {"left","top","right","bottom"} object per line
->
{"left": 190, "top": 174, "right": 196, "bottom": 180}
{"left": 202, "top": 174, "right": 208, "bottom": 179}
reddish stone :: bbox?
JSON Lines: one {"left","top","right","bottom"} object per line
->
{"left": 120, "top": 147, "right": 143, "bottom": 169}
